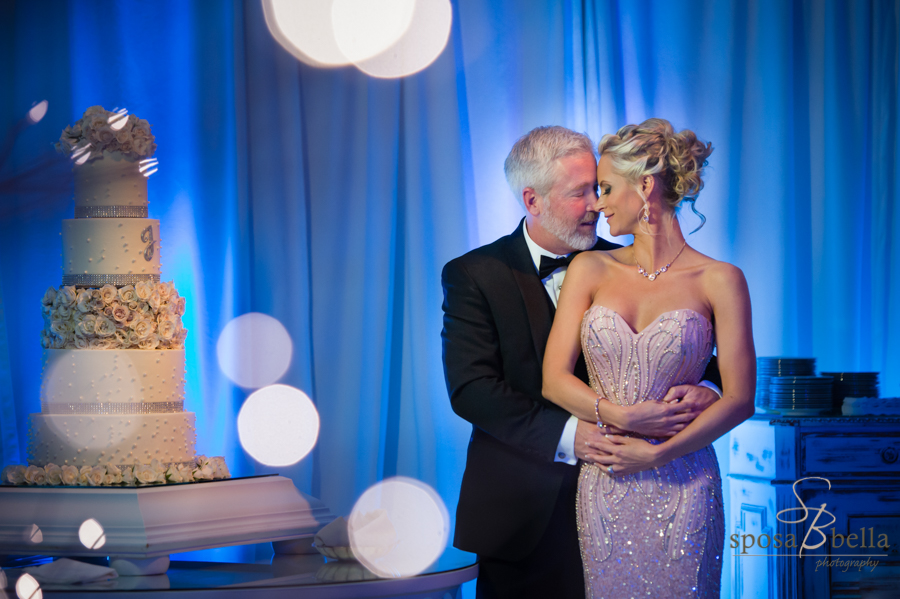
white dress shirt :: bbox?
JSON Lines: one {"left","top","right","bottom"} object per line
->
{"left": 523, "top": 221, "right": 722, "bottom": 466}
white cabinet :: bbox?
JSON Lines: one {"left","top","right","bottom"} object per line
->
{"left": 727, "top": 415, "right": 900, "bottom": 598}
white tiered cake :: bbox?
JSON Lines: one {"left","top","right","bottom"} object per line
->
{"left": 3, "top": 106, "right": 225, "bottom": 485}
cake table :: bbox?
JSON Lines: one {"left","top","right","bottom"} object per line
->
{"left": 0, "top": 475, "right": 333, "bottom": 575}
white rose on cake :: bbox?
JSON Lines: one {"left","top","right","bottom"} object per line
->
{"left": 132, "top": 318, "right": 155, "bottom": 339}
{"left": 118, "top": 285, "right": 137, "bottom": 303}
{"left": 77, "top": 465, "right": 92, "bottom": 486}
{"left": 58, "top": 286, "right": 77, "bottom": 307}
{"left": 114, "top": 329, "right": 129, "bottom": 347}
{"left": 53, "top": 303, "right": 73, "bottom": 321}
{"left": 177, "top": 464, "right": 195, "bottom": 482}
{"left": 138, "top": 334, "right": 160, "bottom": 350}
{"left": 88, "top": 466, "right": 106, "bottom": 486}
{"left": 95, "top": 315, "right": 117, "bottom": 337}
{"left": 76, "top": 314, "right": 97, "bottom": 336}
{"left": 99, "top": 284, "right": 118, "bottom": 305}
{"left": 24, "top": 466, "right": 48, "bottom": 485}
{"left": 158, "top": 320, "right": 176, "bottom": 341}
{"left": 121, "top": 465, "right": 135, "bottom": 485}
{"left": 165, "top": 464, "right": 185, "bottom": 483}
{"left": 210, "top": 457, "right": 230, "bottom": 479}
{"left": 41, "top": 286, "right": 57, "bottom": 307}
{"left": 39, "top": 330, "right": 53, "bottom": 349}
{"left": 2, "top": 465, "right": 26, "bottom": 485}
{"left": 148, "top": 290, "right": 162, "bottom": 311}
{"left": 155, "top": 283, "right": 171, "bottom": 302}
{"left": 50, "top": 319, "right": 74, "bottom": 338}
{"left": 61, "top": 465, "right": 79, "bottom": 485}
{"left": 173, "top": 296, "right": 186, "bottom": 316}
{"left": 135, "top": 281, "right": 153, "bottom": 300}
{"left": 45, "top": 463, "right": 63, "bottom": 485}
{"left": 111, "top": 303, "right": 130, "bottom": 323}
{"left": 193, "top": 456, "right": 214, "bottom": 481}
{"left": 134, "top": 463, "right": 160, "bottom": 484}
{"left": 76, "top": 290, "right": 93, "bottom": 313}
{"left": 105, "top": 464, "right": 124, "bottom": 485}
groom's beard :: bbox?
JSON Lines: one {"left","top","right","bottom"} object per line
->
{"left": 540, "top": 200, "right": 598, "bottom": 251}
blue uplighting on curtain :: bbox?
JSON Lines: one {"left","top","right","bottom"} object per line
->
{"left": 2, "top": 0, "right": 899, "bottom": 589}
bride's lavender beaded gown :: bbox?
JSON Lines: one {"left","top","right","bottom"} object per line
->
{"left": 578, "top": 305, "right": 723, "bottom": 598}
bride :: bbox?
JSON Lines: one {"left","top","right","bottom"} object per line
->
{"left": 542, "top": 118, "right": 756, "bottom": 597}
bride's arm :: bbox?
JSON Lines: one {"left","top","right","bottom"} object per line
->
{"left": 541, "top": 254, "right": 604, "bottom": 421}
{"left": 588, "top": 262, "right": 756, "bottom": 473}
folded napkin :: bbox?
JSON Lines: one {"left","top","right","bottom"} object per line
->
{"left": 348, "top": 509, "right": 398, "bottom": 558}
{"left": 23, "top": 558, "right": 118, "bottom": 585}
{"left": 313, "top": 511, "right": 398, "bottom": 561}
{"left": 314, "top": 516, "right": 352, "bottom": 549}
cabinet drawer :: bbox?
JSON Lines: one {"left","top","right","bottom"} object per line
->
{"left": 802, "top": 433, "right": 900, "bottom": 474}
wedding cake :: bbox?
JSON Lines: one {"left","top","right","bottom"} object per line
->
{"left": 3, "top": 107, "right": 226, "bottom": 486}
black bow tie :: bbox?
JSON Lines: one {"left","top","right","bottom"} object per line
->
{"left": 538, "top": 253, "right": 579, "bottom": 279}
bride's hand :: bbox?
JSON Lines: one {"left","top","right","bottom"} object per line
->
{"left": 585, "top": 434, "right": 662, "bottom": 475}
{"left": 618, "top": 401, "right": 696, "bottom": 438}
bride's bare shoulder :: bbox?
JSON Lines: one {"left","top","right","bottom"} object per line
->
{"left": 697, "top": 258, "right": 748, "bottom": 298}
{"left": 564, "top": 249, "right": 621, "bottom": 287}
{"left": 571, "top": 247, "right": 629, "bottom": 269}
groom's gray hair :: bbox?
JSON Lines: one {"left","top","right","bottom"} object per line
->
{"left": 504, "top": 126, "right": 595, "bottom": 203}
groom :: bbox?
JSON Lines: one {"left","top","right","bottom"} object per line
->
{"left": 441, "top": 126, "right": 721, "bottom": 598}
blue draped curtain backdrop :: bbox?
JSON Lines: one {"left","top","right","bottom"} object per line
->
{"left": 1, "top": 0, "right": 899, "bottom": 580}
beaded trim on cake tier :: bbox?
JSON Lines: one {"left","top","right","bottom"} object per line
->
{"left": 41, "top": 401, "right": 184, "bottom": 415}
{"left": 74, "top": 205, "right": 149, "bottom": 218}
{"left": 61, "top": 274, "right": 160, "bottom": 286}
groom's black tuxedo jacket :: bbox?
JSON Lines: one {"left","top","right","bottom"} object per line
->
{"left": 441, "top": 220, "right": 722, "bottom": 560}
{"left": 440, "top": 221, "right": 619, "bottom": 560}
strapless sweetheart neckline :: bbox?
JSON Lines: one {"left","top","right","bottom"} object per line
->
{"left": 585, "top": 304, "right": 712, "bottom": 336}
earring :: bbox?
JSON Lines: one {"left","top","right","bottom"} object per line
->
{"left": 641, "top": 203, "right": 650, "bottom": 222}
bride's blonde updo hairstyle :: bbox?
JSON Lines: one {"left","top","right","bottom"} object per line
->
{"left": 598, "top": 118, "right": 713, "bottom": 230}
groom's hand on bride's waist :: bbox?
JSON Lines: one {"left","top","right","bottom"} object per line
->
{"left": 574, "top": 419, "right": 619, "bottom": 463}
{"left": 617, "top": 400, "right": 698, "bottom": 438}
{"left": 661, "top": 384, "right": 720, "bottom": 414}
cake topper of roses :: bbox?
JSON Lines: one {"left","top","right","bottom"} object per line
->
{"left": 54, "top": 106, "right": 157, "bottom": 163}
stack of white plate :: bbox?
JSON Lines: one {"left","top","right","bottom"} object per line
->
{"left": 756, "top": 357, "right": 816, "bottom": 411}
{"left": 768, "top": 376, "right": 833, "bottom": 415}
{"left": 820, "top": 372, "right": 879, "bottom": 411}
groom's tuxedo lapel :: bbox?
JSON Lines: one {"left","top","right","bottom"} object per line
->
{"left": 505, "top": 224, "right": 554, "bottom": 366}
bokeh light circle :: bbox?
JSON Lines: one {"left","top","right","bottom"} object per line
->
{"left": 262, "top": 0, "right": 350, "bottom": 67}
{"left": 15, "top": 573, "right": 41, "bottom": 599}
{"left": 26, "top": 101, "right": 48, "bottom": 125}
{"left": 41, "top": 351, "right": 140, "bottom": 445}
{"left": 216, "top": 313, "right": 293, "bottom": 389}
{"left": 348, "top": 477, "right": 449, "bottom": 578}
{"left": 237, "top": 384, "right": 319, "bottom": 466}
{"left": 332, "top": 0, "right": 416, "bottom": 63}
{"left": 78, "top": 518, "right": 106, "bottom": 550}
{"left": 353, "top": 0, "right": 452, "bottom": 78}
{"left": 25, "top": 524, "right": 42, "bottom": 544}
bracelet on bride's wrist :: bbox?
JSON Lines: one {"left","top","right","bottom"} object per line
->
{"left": 594, "top": 396, "right": 604, "bottom": 429}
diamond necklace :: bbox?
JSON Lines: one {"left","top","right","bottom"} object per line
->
{"left": 635, "top": 241, "right": 687, "bottom": 281}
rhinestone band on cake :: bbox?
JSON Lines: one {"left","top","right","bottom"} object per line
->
{"left": 75, "top": 205, "right": 149, "bottom": 218}
{"left": 41, "top": 401, "right": 185, "bottom": 415}
{"left": 61, "top": 273, "right": 161, "bottom": 287}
